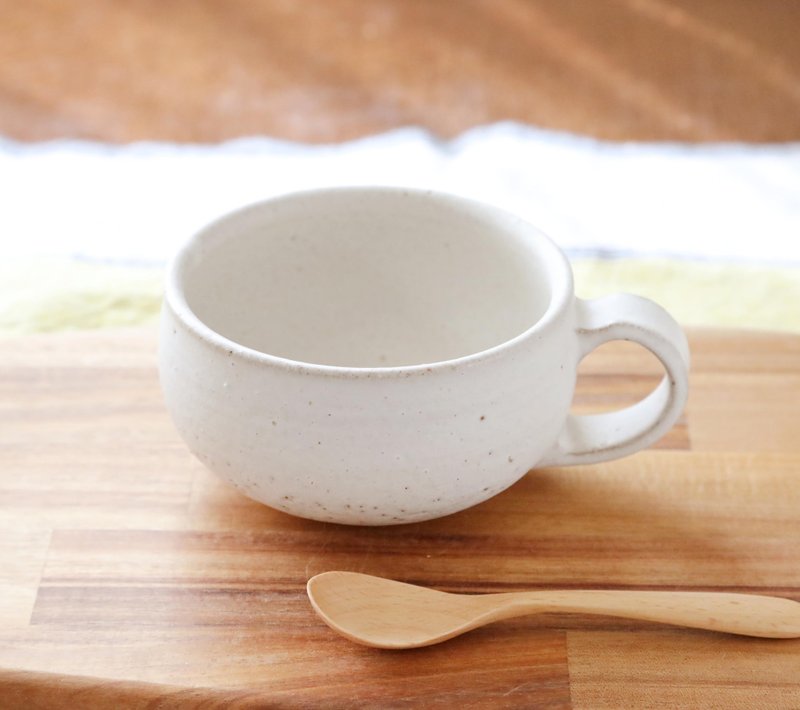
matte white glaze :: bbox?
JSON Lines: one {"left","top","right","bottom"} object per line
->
{"left": 159, "top": 188, "right": 689, "bottom": 525}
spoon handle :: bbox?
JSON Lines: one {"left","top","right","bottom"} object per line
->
{"left": 488, "top": 590, "right": 800, "bottom": 638}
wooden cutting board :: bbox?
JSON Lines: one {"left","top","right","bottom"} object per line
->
{"left": 1, "top": 327, "right": 799, "bottom": 708}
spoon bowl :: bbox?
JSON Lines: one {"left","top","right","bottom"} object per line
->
{"left": 307, "top": 571, "right": 800, "bottom": 649}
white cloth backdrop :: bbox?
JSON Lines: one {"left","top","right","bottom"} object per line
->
{"left": 1, "top": 122, "right": 799, "bottom": 265}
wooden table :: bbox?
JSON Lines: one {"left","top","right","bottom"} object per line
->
{"left": 1, "top": 327, "right": 799, "bottom": 708}
{"left": 2, "top": 0, "right": 800, "bottom": 143}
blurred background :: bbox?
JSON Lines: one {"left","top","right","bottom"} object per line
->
{"left": 1, "top": 0, "right": 799, "bottom": 332}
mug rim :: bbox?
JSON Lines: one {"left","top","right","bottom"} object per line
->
{"left": 165, "top": 186, "right": 574, "bottom": 377}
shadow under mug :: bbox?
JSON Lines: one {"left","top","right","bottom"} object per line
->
{"left": 159, "top": 188, "right": 690, "bottom": 525}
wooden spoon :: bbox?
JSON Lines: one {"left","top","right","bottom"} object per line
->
{"left": 307, "top": 571, "right": 800, "bottom": 649}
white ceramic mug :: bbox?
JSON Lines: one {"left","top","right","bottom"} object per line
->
{"left": 160, "top": 188, "right": 689, "bottom": 525}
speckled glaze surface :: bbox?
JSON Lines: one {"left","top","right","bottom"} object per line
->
{"left": 159, "top": 188, "right": 689, "bottom": 525}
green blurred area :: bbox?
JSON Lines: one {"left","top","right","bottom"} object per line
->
{"left": 1, "top": 257, "right": 798, "bottom": 334}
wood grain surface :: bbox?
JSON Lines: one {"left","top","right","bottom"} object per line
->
{"left": 1, "top": 327, "right": 799, "bottom": 708}
{"left": 2, "top": 0, "right": 800, "bottom": 144}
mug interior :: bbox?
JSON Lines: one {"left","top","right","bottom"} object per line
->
{"left": 176, "top": 190, "right": 561, "bottom": 368}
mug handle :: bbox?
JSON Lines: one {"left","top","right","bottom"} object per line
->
{"left": 539, "top": 294, "right": 690, "bottom": 467}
